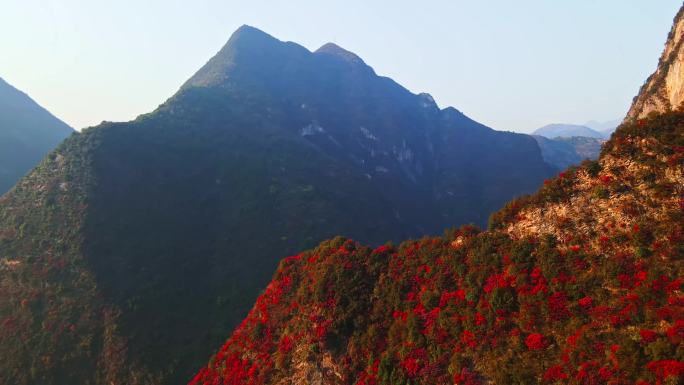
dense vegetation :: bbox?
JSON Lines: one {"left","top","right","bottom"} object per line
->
{"left": 0, "top": 77, "right": 73, "bottom": 194}
{"left": 0, "top": 26, "right": 553, "bottom": 385}
{"left": 191, "top": 113, "right": 683, "bottom": 384}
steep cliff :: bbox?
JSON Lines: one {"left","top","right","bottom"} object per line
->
{"left": 626, "top": 5, "right": 684, "bottom": 120}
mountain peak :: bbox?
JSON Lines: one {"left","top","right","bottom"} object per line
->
{"left": 315, "top": 42, "right": 366, "bottom": 65}
{"left": 229, "top": 24, "right": 277, "bottom": 44}
{"left": 181, "top": 25, "right": 305, "bottom": 89}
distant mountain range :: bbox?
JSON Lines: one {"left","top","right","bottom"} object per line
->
{"left": 533, "top": 123, "right": 607, "bottom": 139}
{"left": 531, "top": 122, "right": 608, "bottom": 170}
{"left": 0, "top": 25, "right": 554, "bottom": 385}
{"left": 0, "top": 77, "right": 73, "bottom": 194}
{"left": 583, "top": 119, "right": 620, "bottom": 135}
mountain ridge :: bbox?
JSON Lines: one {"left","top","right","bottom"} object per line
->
{"left": 0, "top": 77, "right": 74, "bottom": 194}
{"left": 315, "top": 43, "right": 368, "bottom": 66}
{"left": 0, "top": 25, "right": 553, "bottom": 385}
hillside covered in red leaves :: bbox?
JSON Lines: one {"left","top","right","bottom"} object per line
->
{"left": 189, "top": 109, "right": 684, "bottom": 384}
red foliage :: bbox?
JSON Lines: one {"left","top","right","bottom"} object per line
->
{"left": 522, "top": 267, "right": 548, "bottom": 296}
{"left": 578, "top": 296, "right": 593, "bottom": 309}
{"left": 278, "top": 335, "right": 293, "bottom": 354}
{"left": 525, "top": 333, "right": 546, "bottom": 351}
{"left": 314, "top": 322, "right": 330, "bottom": 340}
{"left": 543, "top": 365, "right": 568, "bottom": 381}
{"left": 372, "top": 245, "right": 391, "bottom": 254}
{"left": 575, "top": 361, "right": 600, "bottom": 384}
{"left": 475, "top": 312, "right": 486, "bottom": 326}
{"left": 454, "top": 367, "right": 480, "bottom": 385}
{"left": 392, "top": 310, "right": 408, "bottom": 321}
{"left": 547, "top": 292, "right": 571, "bottom": 321}
{"left": 646, "top": 360, "right": 684, "bottom": 380}
{"left": 640, "top": 329, "right": 658, "bottom": 344}
{"left": 439, "top": 290, "right": 466, "bottom": 307}
{"left": 666, "top": 320, "right": 684, "bottom": 344}
{"left": 598, "top": 366, "right": 613, "bottom": 381}
{"left": 484, "top": 273, "right": 512, "bottom": 294}
{"left": 461, "top": 330, "right": 477, "bottom": 348}
{"left": 667, "top": 278, "right": 683, "bottom": 292}
{"left": 401, "top": 357, "right": 419, "bottom": 378}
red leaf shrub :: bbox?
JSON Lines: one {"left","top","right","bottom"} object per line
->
{"left": 640, "top": 329, "right": 658, "bottom": 343}
{"left": 543, "top": 365, "right": 568, "bottom": 381}
{"left": 525, "top": 333, "right": 546, "bottom": 351}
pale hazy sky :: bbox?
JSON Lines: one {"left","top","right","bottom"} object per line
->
{"left": 1, "top": 1, "right": 681, "bottom": 133}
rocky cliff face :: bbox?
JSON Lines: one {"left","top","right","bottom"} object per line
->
{"left": 626, "top": 5, "right": 684, "bottom": 120}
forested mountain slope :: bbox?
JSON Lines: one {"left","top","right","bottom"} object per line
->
{"left": 0, "top": 26, "right": 552, "bottom": 385}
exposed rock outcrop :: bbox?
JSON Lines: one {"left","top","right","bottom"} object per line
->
{"left": 626, "top": 5, "right": 684, "bottom": 120}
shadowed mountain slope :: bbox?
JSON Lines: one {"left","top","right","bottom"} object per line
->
{"left": 0, "top": 77, "right": 73, "bottom": 194}
{"left": 0, "top": 26, "right": 553, "bottom": 385}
